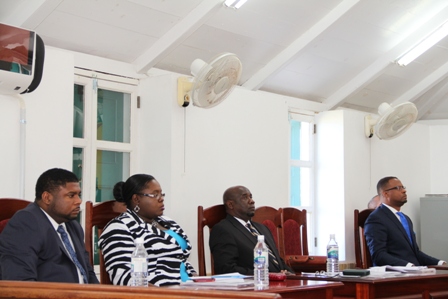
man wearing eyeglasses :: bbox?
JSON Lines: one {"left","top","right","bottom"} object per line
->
{"left": 364, "top": 176, "right": 446, "bottom": 267}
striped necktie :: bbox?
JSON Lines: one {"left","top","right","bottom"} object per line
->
{"left": 246, "top": 222, "right": 279, "bottom": 266}
{"left": 396, "top": 212, "right": 413, "bottom": 245}
{"left": 57, "top": 225, "right": 88, "bottom": 283}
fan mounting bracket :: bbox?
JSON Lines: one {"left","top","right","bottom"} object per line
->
{"left": 177, "top": 77, "right": 192, "bottom": 107}
{"left": 364, "top": 115, "right": 376, "bottom": 138}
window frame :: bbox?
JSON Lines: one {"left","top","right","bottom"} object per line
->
{"left": 73, "top": 69, "right": 139, "bottom": 220}
{"left": 288, "top": 111, "right": 316, "bottom": 253}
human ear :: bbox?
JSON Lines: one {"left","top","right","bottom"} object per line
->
{"left": 41, "top": 191, "right": 52, "bottom": 205}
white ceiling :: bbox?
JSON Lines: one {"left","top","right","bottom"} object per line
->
{"left": 3, "top": 0, "right": 448, "bottom": 120}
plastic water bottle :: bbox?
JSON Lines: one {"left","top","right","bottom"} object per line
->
{"left": 130, "top": 237, "right": 148, "bottom": 287}
{"left": 326, "top": 234, "right": 339, "bottom": 275}
{"left": 254, "top": 235, "right": 269, "bottom": 290}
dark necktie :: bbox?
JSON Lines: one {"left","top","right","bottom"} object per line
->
{"left": 246, "top": 222, "right": 279, "bottom": 266}
{"left": 396, "top": 212, "right": 413, "bottom": 245}
{"left": 57, "top": 225, "right": 88, "bottom": 283}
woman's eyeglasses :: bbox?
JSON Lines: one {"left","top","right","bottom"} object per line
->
{"left": 138, "top": 193, "right": 165, "bottom": 200}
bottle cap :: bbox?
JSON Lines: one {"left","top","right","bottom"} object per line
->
{"left": 135, "top": 237, "right": 144, "bottom": 244}
{"left": 257, "top": 235, "right": 265, "bottom": 241}
{"left": 330, "top": 234, "right": 335, "bottom": 239}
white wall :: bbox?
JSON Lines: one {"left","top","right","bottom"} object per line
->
{"left": 138, "top": 74, "right": 293, "bottom": 269}
{"left": 315, "top": 109, "right": 432, "bottom": 263}
{"left": 0, "top": 47, "right": 73, "bottom": 199}
{"left": 429, "top": 123, "right": 448, "bottom": 193}
{"left": 315, "top": 110, "right": 346, "bottom": 258}
{"left": 370, "top": 122, "right": 430, "bottom": 244}
{"left": 315, "top": 109, "right": 372, "bottom": 261}
{"left": 1, "top": 47, "right": 446, "bottom": 270}
{"left": 343, "top": 110, "right": 372, "bottom": 262}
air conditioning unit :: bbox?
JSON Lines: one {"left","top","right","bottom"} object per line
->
{"left": 0, "top": 23, "right": 45, "bottom": 95}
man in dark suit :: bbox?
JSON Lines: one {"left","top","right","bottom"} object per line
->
{"left": 0, "top": 168, "right": 98, "bottom": 283}
{"left": 209, "top": 185, "right": 292, "bottom": 275}
{"left": 365, "top": 176, "right": 446, "bottom": 267}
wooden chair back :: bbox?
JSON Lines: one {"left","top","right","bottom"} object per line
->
{"left": 85, "top": 200, "right": 127, "bottom": 284}
{"left": 354, "top": 208, "right": 374, "bottom": 269}
{"left": 197, "top": 204, "right": 227, "bottom": 276}
{"left": 252, "top": 206, "right": 283, "bottom": 252}
{"left": 281, "top": 207, "right": 326, "bottom": 272}
{"left": 282, "top": 207, "right": 308, "bottom": 256}
{"left": 0, "top": 198, "right": 31, "bottom": 233}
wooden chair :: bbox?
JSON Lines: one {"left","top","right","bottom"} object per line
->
{"left": 252, "top": 206, "right": 283, "bottom": 253}
{"left": 0, "top": 198, "right": 31, "bottom": 233}
{"left": 281, "top": 207, "right": 326, "bottom": 273}
{"left": 197, "top": 204, "right": 227, "bottom": 276}
{"left": 354, "top": 208, "right": 374, "bottom": 269}
{"left": 84, "top": 200, "right": 127, "bottom": 284}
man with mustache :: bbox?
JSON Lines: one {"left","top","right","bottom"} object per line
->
{"left": 365, "top": 176, "right": 446, "bottom": 267}
{"left": 0, "top": 168, "right": 98, "bottom": 283}
{"left": 209, "top": 185, "right": 292, "bottom": 274}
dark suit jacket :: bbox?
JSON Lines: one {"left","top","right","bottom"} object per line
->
{"left": 364, "top": 204, "right": 440, "bottom": 266}
{"left": 209, "top": 215, "right": 292, "bottom": 275}
{"left": 0, "top": 202, "right": 98, "bottom": 283}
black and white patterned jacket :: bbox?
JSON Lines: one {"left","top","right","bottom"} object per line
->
{"left": 98, "top": 209, "right": 196, "bottom": 286}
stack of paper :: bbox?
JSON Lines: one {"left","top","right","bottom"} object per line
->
{"left": 368, "top": 265, "right": 436, "bottom": 276}
{"left": 180, "top": 272, "right": 255, "bottom": 290}
{"left": 385, "top": 266, "right": 436, "bottom": 274}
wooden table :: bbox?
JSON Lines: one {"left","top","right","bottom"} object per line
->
{"left": 0, "top": 279, "right": 342, "bottom": 299}
{"left": 260, "top": 279, "right": 343, "bottom": 299}
{"left": 290, "top": 270, "right": 448, "bottom": 299}
{"left": 177, "top": 278, "right": 342, "bottom": 298}
{"left": 0, "top": 280, "right": 276, "bottom": 299}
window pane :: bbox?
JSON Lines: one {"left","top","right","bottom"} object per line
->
{"left": 97, "top": 89, "right": 130, "bottom": 143}
{"left": 72, "top": 147, "right": 83, "bottom": 224}
{"left": 96, "top": 150, "right": 130, "bottom": 202}
{"left": 290, "top": 166, "right": 311, "bottom": 206}
{"left": 73, "top": 85, "right": 84, "bottom": 138}
{"left": 72, "top": 147, "right": 83, "bottom": 183}
{"left": 290, "top": 120, "right": 310, "bottom": 161}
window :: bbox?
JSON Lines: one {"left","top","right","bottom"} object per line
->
{"left": 73, "top": 69, "right": 138, "bottom": 264}
{"left": 289, "top": 111, "right": 315, "bottom": 250}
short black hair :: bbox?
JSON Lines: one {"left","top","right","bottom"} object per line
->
{"left": 376, "top": 176, "right": 397, "bottom": 194}
{"left": 35, "top": 168, "right": 79, "bottom": 200}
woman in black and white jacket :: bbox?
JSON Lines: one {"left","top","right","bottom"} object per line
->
{"left": 98, "top": 174, "right": 196, "bottom": 286}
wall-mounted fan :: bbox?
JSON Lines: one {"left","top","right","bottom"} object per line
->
{"left": 364, "top": 102, "right": 418, "bottom": 140}
{"left": 177, "top": 52, "right": 242, "bottom": 108}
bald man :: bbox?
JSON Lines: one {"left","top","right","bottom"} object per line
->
{"left": 209, "top": 186, "right": 292, "bottom": 275}
{"left": 368, "top": 195, "right": 381, "bottom": 209}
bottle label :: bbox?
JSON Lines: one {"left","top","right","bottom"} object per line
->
{"left": 327, "top": 246, "right": 338, "bottom": 259}
{"left": 254, "top": 252, "right": 269, "bottom": 265}
{"left": 131, "top": 257, "right": 148, "bottom": 273}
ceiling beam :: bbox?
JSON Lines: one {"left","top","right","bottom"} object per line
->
{"left": 324, "top": 5, "right": 448, "bottom": 110}
{"left": 242, "top": 0, "right": 360, "bottom": 91}
{"left": 133, "top": 0, "right": 222, "bottom": 74}
{"left": 416, "top": 78, "right": 448, "bottom": 120}
{"left": 392, "top": 60, "right": 448, "bottom": 106}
